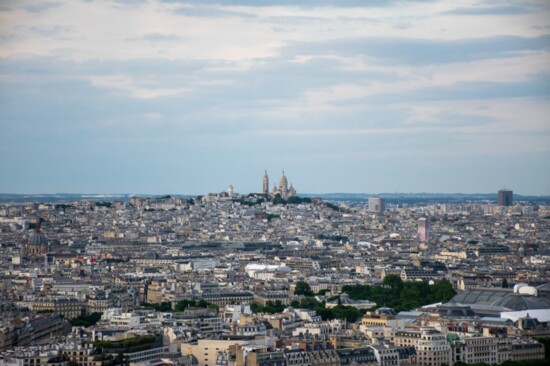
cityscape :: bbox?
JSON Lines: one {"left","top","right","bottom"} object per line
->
{"left": 1, "top": 1, "right": 550, "bottom": 366}
{"left": 0, "top": 172, "right": 549, "bottom": 366}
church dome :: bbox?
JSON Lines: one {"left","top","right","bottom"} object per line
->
{"left": 278, "top": 171, "right": 288, "bottom": 189}
{"left": 28, "top": 231, "right": 48, "bottom": 246}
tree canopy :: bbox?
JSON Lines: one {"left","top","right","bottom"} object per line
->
{"left": 294, "top": 281, "right": 314, "bottom": 296}
{"left": 69, "top": 312, "right": 102, "bottom": 327}
{"left": 343, "top": 279, "right": 455, "bottom": 312}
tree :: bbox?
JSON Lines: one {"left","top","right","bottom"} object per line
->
{"left": 69, "top": 312, "right": 103, "bottom": 327}
{"left": 294, "top": 281, "right": 314, "bottom": 296}
{"left": 400, "top": 283, "right": 421, "bottom": 310}
{"left": 430, "top": 279, "right": 456, "bottom": 303}
{"left": 272, "top": 194, "right": 287, "bottom": 205}
{"left": 299, "top": 297, "right": 320, "bottom": 310}
{"left": 158, "top": 302, "right": 172, "bottom": 312}
{"left": 198, "top": 299, "right": 209, "bottom": 308}
{"left": 383, "top": 274, "right": 404, "bottom": 292}
{"left": 317, "top": 289, "right": 329, "bottom": 296}
{"left": 174, "top": 299, "right": 197, "bottom": 311}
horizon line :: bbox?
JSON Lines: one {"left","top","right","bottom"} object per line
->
{"left": 1, "top": 191, "right": 550, "bottom": 198}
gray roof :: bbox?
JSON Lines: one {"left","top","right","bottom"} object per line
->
{"left": 28, "top": 232, "right": 48, "bottom": 246}
{"left": 491, "top": 294, "right": 550, "bottom": 311}
{"left": 450, "top": 288, "right": 511, "bottom": 306}
{"left": 451, "top": 288, "right": 550, "bottom": 312}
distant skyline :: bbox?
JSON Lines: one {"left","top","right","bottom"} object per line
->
{"left": 1, "top": 0, "right": 549, "bottom": 195}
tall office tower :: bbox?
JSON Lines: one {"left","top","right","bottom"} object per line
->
{"left": 368, "top": 197, "right": 386, "bottom": 213}
{"left": 498, "top": 189, "right": 513, "bottom": 206}
{"left": 262, "top": 170, "right": 269, "bottom": 195}
{"left": 417, "top": 218, "right": 429, "bottom": 243}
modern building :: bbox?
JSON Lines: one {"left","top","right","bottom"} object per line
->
{"left": 498, "top": 189, "right": 513, "bottom": 206}
{"left": 417, "top": 218, "right": 429, "bottom": 243}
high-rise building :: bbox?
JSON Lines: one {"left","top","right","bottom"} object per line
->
{"left": 262, "top": 170, "right": 269, "bottom": 195}
{"left": 417, "top": 218, "right": 429, "bottom": 243}
{"left": 368, "top": 197, "right": 385, "bottom": 213}
{"left": 498, "top": 189, "right": 513, "bottom": 206}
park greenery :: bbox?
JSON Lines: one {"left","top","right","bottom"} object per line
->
{"left": 250, "top": 297, "right": 365, "bottom": 322}
{"left": 342, "top": 275, "right": 456, "bottom": 312}
{"left": 251, "top": 300, "right": 286, "bottom": 314}
{"left": 285, "top": 276, "right": 456, "bottom": 322}
{"left": 141, "top": 299, "right": 217, "bottom": 312}
{"left": 69, "top": 312, "right": 102, "bottom": 327}
{"left": 231, "top": 194, "right": 312, "bottom": 206}
{"left": 289, "top": 296, "right": 366, "bottom": 322}
{"left": 141, "top": 301, "right": 173, "bottom": 312}
{"left": 94, "top": 334, "right": 157, "bottom": 353}
{"left": 294, "top": 281, "right": 315, "bottom": 296}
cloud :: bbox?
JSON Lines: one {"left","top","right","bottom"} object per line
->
{"left": 162, "top": 0, "right": 435, "bottom": 8}
{"left": 1, "top": 0, "right": 550, "bottom": 194}
{"left": 442, "top": 5, "right": 530, "bottom": 16}
{"left": 128, "top": 33, "right": 184, "bottom": 42}
{"left": 173, "top": 6, "right": 257, "bottom": 18}
{"left": 87, "top": 75, "right": 191, "bottom": 99}
{"left": 23, "top": 1, "right": 63, "bottom": 13}
{"left": 282, "top": 35, "right": 550, "bottom": 65}
{"left": 27, "top": 25, "right": 74, "bottom": 37}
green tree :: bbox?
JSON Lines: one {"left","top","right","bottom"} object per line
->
{"left": 272, "top": 194, "right": 287, "bottom": 205}
{"left": 294, "top": 281, "right": 314, "bottom": 296}
{"left": 400, "top": 283, "right": 421, "bottom": 310}
{"left": 174, "top": 299, "right": 197, "bottom": 311}
{"left": 299, "top": 297, "right": 320, "bottom": 310}
{"left": 158, "top": 302, "right": 172, "bottom": 312}
{"left": 383, "top": 274, "right": 404, "bottom": 292}
{"left": 429, "top": 279, "right": 455, "bottom": 303}
{"left": 69, "top": 312, "right": 103, "bottom": 327}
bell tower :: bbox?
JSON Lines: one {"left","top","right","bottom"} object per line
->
{"left": 262, "top": 170, "right": 269, "bottom": 195}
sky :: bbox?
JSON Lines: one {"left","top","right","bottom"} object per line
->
{"left": 0, "top": 0, "right": 549, "bottom": 195}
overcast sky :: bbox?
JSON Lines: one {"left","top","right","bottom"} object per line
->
{"left": 1, "top": 0, "right": 549, "bottom": 195}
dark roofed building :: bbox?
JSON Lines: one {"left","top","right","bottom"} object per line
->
{"left": 491, "top": 295, "right": 550, "bottom": 312}
{"left": 450, "top": 288, "right": 512, "bottom": 306}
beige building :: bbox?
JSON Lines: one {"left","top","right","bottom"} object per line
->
{"left": 448, "top": 334, "right": 498, "bottom": 365}
{"left": 395, "top": 328, "right": 450, "bottom": 366}
{"left": 416, "top": 328, "right": 451, "bottom": 366}
{"left": 30, "top": 298, "right": 82, "bottom": 319}
{"left": 183, "top": 338, "right": 248, "bottom": 366}
{"left": 508, "top": 339, "right": 546, "bottom": 361}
